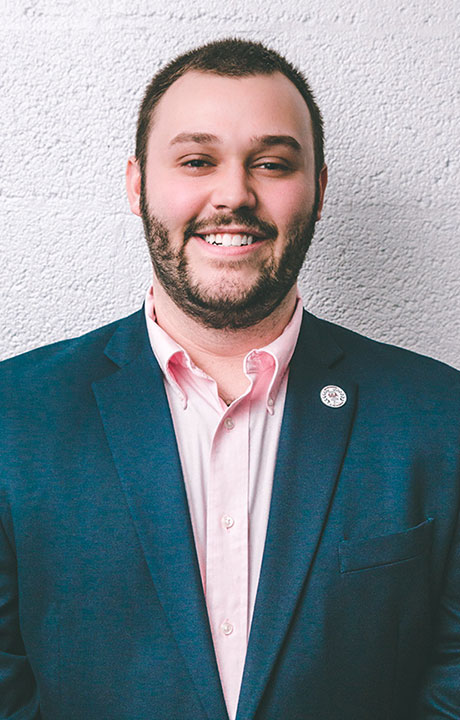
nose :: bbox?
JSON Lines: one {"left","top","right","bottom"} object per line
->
{"left": 209, "top": 162, "right": 257, "bottom": 211}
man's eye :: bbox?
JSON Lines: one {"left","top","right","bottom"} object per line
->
{"left": 255, "top": 161, "right": 290, "bottom": 171}
{"left": 182, "top": 159, "right": 211, "bottom": 168}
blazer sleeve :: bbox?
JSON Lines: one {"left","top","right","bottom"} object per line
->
{"left": 0, "top": 514, "right": 41, "bottom": 720}
{"left": 417, "top": 506, "right": 460, "bottom": 718}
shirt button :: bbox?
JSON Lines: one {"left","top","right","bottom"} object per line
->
{"left": 221, "top": 621, "right": 234, "bottom": 636}
{"left": 222, "top": 514, "right": 234, "bottom": 529}
{"left": 224, "top": 417, "right": 234, "bottom": 430}
{"left": 267, "top": 397, "right": 274, "bottom": 407}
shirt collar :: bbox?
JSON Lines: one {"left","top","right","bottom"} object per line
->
{"left": 144, "top": 287, "right": 190, "bottom": 407}
{"left": 144, "top": 285, "right": 303, "bottom": 413}
{"left": 246, "top": 296, "right": 302, "bottom": 412}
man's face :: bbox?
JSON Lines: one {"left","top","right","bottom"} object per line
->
{"left": 129, "top": 70, "right": 326, "bottom": 329}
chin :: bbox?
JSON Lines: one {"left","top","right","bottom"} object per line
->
{"left": 190, "top": 274, "right": 258, "bottom": 303}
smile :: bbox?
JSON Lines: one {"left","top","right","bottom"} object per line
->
{"left": 200, "top": 233, "right": 257, "bottom": 247}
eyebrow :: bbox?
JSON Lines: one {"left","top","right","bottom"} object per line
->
{"left": 252, "top": 135, "right": 302, "bottom": 152}
{"left": 169, "top": 132, "right": 221, "bottom": 146}
{"left": 169, "top": 132, "right": 302, "bottom": 152}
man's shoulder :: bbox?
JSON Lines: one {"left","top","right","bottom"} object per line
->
{"left": 305, "top": 311, "right": 460, "bottom": 391}
{"left": 0, "top": 308, "right": 145, "bottom": 394}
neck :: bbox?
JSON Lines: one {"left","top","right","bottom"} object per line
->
{"left": 152, "top": 281, "right": 298, "bottom": 361}
{"left": 151, "top": 282, "right": 299, "bottom": 404}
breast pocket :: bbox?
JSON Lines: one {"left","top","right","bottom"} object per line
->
{"left": 339, "top": 518, "right": 434, "bottom": 573}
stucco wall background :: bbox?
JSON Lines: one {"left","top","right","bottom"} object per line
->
{"left": 1, "top": 0, "right": 459, "bottom": 368}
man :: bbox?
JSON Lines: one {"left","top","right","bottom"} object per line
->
{"left": 0, "top": 38, "right": 459, "bottom": 720}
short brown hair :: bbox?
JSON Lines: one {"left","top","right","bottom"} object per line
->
{"left": 135, "top": 38, "right": 324, "bottom": 181}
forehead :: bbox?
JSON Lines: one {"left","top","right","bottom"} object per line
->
{"left": 148, "top": 70, "right": 314, "bottom": 150}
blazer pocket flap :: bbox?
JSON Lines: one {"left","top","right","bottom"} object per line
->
{"left": 339, "top": 518, "right": 434, "bottom": 573}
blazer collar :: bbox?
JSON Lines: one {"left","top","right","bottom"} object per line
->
{"left": 236, "top": 311, "right": 357, "bottom": 719}
{"left": 102, "top": 307, "right": 149, "bottom": 368}
{"left": 93, "top": 307, "right": 228, "bottom": 720}
{"left": 102, "top": 306, "right": 346, "bottom": 378}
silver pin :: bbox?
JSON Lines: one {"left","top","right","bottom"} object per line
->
{"left": 320, "top": 385, "right": 347, "bottom": 408}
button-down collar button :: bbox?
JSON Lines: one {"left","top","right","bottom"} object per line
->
{"left": 267, "top": 396, "right": 274, "bottom": 407}
{"left": 222, "top": 514, "right": 234, "bottom": 529}
{"left": 173, "top": 390, "right": 187, "bottom": 410}
{"left": 246, "top": 352, "right": 257, "bottom": 371}
{"left": 224, "top": 417, "right": 234, "bottom": 430}
{"left": 221, "top": 621, "right": 234, "bottom": 636}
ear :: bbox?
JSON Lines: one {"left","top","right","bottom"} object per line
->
{"left": 126, "top": 155, "right": 142, "bottom": 217}
{"left": 315, "top": 164, "right": 328, "bottom": 221}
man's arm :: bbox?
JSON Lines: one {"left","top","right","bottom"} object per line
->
{"left": 417, "top": 506, "right": 460, "bottom": 718}
{"left": 0, "top": 516, "right": 40, "bottom": 720}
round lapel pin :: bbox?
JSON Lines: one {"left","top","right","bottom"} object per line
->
{"left": 320, "top": 385, "right": 347, "bottom": 408}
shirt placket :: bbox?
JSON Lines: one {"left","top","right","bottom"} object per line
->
{"left": 206, "top": 400, "right": 249, "bottom": 720}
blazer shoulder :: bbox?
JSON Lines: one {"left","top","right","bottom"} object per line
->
{"left": 306, "top": 312, "right": 460, "bottom": 392}
{"left": 0, "top": 308, "right": 145, "bottom": 394}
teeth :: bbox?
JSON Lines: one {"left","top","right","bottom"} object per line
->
{"left": 202, "top": 233, "right": 255, "bottom": 246}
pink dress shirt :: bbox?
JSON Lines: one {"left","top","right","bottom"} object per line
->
{"left": 144, "top": 287, "right": 302, "bottom": 720}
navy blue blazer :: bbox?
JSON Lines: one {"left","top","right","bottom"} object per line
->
{"left": 0, "top": 308, "right": 459, "bottom": 719}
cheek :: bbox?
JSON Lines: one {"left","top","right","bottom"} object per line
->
{"left": 267, "top": 183, "right": 315, "bottom": 259}
{"left": 148, "top": 179, "right": 208, "bottom": 228}
{"left": 266, "top": 183, "right": 313, "bottom": 227}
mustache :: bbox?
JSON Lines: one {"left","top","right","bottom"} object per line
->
{"left": 184, "top": 210, "right": 278, "bottom": 240}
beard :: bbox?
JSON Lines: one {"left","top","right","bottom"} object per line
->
{"left": 140, "top": 188, "right": 318, "bottom": 330}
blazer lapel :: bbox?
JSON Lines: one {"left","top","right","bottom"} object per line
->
{"left": 92, "top": 312, "right": 228, "bottom": 720}
{"left": 237, "top": 312, "right": 358, "bottom": 720}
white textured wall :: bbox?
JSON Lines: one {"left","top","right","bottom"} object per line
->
{"left": 1, "top": 0, "right": 459, "bottom": 368}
